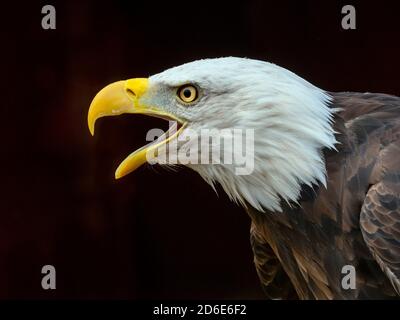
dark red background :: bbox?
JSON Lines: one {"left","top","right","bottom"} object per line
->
{"left": 1, "top": 0, "right": 399, "bottom": 299}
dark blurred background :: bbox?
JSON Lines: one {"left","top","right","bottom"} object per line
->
{"left": 1, "top": 0, "right": 399, "bottom": 299}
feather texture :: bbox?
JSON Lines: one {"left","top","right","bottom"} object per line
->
{"left": 147, "top": 58, "right": 400, "bottom": 299}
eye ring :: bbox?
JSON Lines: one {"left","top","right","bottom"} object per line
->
{"left": 177, "top": 85, "right": 198, "bottom": 104}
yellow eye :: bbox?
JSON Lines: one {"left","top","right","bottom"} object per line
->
{"left": 178, "top": 85, "right": 198, "bottom": 103}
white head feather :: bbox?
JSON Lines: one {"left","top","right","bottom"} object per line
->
{"left": 150, "top": 57, "right": 338, "bottom": 212}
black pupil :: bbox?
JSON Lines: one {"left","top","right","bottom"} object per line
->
{"left": 183, "top": 88, "right": 192, "bottom": 98}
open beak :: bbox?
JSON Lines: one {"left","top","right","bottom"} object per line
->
{"left": 88, "top": 78, "right": 186, "bottom": 179}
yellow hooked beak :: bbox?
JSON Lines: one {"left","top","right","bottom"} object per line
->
{"left": 88, "top": 78, "right": 185, "bottom": 179}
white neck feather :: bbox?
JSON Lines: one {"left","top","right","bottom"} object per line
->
{"left": 185, "top": 59, "right": 338, "bottom": 212}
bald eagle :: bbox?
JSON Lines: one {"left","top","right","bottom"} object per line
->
{"left": 88, "top": 57, "right": 400, "bottom": 299}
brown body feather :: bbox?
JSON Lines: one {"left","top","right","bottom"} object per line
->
{"left": 249, "top": 92, "right": 400, "bottom": 299}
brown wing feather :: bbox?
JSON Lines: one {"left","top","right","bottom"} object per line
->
{"left": 248, "top": 92, "right": 400, "bottom": 299}
{"left": 360, "top": 180, "right": 400, "bottom": 295}
{"left": 250, "top": 223, "right": 298, "bottom": 299}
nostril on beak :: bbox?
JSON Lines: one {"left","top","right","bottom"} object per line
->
{"left": 126, "top": 88, "right": 136, "bottom": 99}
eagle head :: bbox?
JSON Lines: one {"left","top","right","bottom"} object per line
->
{"left": 88, "top": 57, "right": 337, "bottom": 212}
